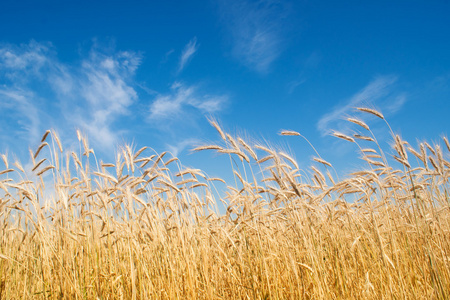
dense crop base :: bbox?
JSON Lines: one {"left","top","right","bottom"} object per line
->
{"left": 0, "top": 115, "right": 449, "bottom": 299}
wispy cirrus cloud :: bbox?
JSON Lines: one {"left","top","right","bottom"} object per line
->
{"left": 0, "top": 42, "right": 53, "bottom": 145}
{"left": 287, "top": 52, "right": 322, "bottom": 94}
{"left": 0, "top": 40, "right": 228, "bottom": 158}
{"left": 317, "top": 75, "right": 406, "bottom": 135}
{"left": 166, "top": 138, "right": 201, "bottom": 158}
{"left": 0, "top": 41, "right": 50, "bottom": 73}
{"left": 178, "top": 37, "right": 199, "bottom": 73}
{"left": 75, "top": 50, "right": 141, "bottom": 147}
{"left": 218, "top": 0, "right": 289, "bottom": 73}
{"left": 149, "top": 82, "right": 227, "bottom": 121}
{"left": 146, "top": 81, "right": 227, "bottom": 155}
{"left": 0, "top": 41, "right": 141, "bottom": 150}
{"left": 0, "top": 88, "right": 40, "bottom": 145}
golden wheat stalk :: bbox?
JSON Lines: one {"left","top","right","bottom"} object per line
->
{"left": 347, "top": 117, "right": 370, "bottom": 130}
{"left": 332, "top": 131, "right": 355, "bottom": 143}
{"left": 279, "top": 130, "right": 301, "bottom": 136}
{"left": 356, "top": 107, "right": 385, "bottom": 119}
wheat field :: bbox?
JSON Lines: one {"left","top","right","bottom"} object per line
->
{"left": 0, "top": 108, "right": 449, "bottom": 299}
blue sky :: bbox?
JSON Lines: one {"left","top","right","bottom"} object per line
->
{"left": 1, "top": 0, "right": 449, "bottom": 179}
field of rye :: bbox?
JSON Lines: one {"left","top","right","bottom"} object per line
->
{"left": 0, "top": 108, "right": 449, "bottom": 299}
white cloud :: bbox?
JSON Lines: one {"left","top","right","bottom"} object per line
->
{"left": 287, "top": 52, "right": 321, "bottom": 94}
{"left": 218, "top": 0, "right": 289, "bottom": 73}
{"left": 81, "top": 55, "right": 137, "bottom": 117}
{"left": 0, "top": 41, "right": 55, "bottom": 92}
{"left": 149, "top": 82, "right": 227, "bottom": 121}
{"left": 78, "top": 121, "right": 117, "bottom": 149}
{"left": 161, "top": 49, "right": 174, "bottom": 65}
{"left": 178, "top": 37, "right": 199, "bottom": 73}
{"left": 48, "top": 66, "right": 74, "bottom": 96}
{"left": 63, "top": 50, "right": 140, "bottom": 148}
{"left": 0, "top": 40, "right": 228, "bottom": 157}
{"left": 0, "top": 41, "right": 50, "bottom": 71}
{"left": 317, "top": 75, "right": 406, "bottom": 135}
{"left": 386, "top": 94, "right": 407, "bottom": 114}
{"left": 166, "top": 138, "right": 201, "bottom": 157}
{"left": 194, "top": 96, "right": 225, "bottom": 113}
{"left": 287, "top": 78, "right": 306, "bottom": 94}
{"left": 0, "top": 41, "right": 141, "bottom": 150}
{"left": 0, "top": 88, "right": 40, "bottom": 143}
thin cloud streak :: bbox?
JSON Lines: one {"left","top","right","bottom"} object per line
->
{"left": 317, "top": 75, "right": 404, "bottom": 135}
{"left": 218, "top": 0, "right": 289, "bottom": 73}
{"left": 178, "top": 37, "right": 199, "bottom": 73}
{"left": 166, "top": 138, "right": 201, "bottom": 157}
{"left": 149, "top": 82, "right": 227, "bottom": 121}
{"left": 0, "top": 88, "right": 40, "bottom": 144}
